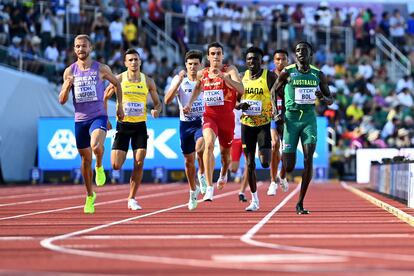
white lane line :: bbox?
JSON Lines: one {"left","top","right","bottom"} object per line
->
{"left": 5, "top": 233, "right": 414, "bottom": 241}
{"left": 0, "top": 188, "right": 185, "bottom": 221}
{"left": 40, "top": 187, "right": 304, "bottom": 273}
{"left": 0, "top": 184, "right": 179, "bottom": 207}
{"left": 240, "top": 182, "right": 414, "bottom": 262}
{"left": 84, "top": 235, "right": 226, "bottom": 240}
{"left": 267, "top": 233, "right": 414, "bottom": 239}
{"left": 212, "top": 254, "right": 347, "bottom": 263}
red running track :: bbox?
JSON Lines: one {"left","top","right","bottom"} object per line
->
{"left": 0, "top": 181, "right": 414, "bottom": 275}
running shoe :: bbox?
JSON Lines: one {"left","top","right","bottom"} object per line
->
{"left": 198, "top": 174, "right": 207, "bottom": 194}
{"left": 203, "top": 186, "right": 214, "bottom": 201}
{"left": 188, "top": 186, "right": 201, "bottom": 211}
{"left": 216, "top": 173, "right": 228, "bottom": 190}
{"left": 95, "top": 166, "right": 106, "bottom": 187}
{"left": 84, "top": 192, "right": 96, "bottom": 214}
{"left": 128, "top": 198, "right": 142, "bottom": 210}
{"left": 267, "top": 181, "right": 278, "bottom": 196}
{"left": 238, "top": 193, "right": 247, "bottom": 202}
{"left": 279, "top": 177, "right": 289, "bottom": 192}
{"left": 245, "top": 201, "right": 259, "bottom": 211}
{"left": 296, "top": 203, "right": 310, "bottom": 215}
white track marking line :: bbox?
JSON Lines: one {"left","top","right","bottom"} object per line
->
{"left": 0, "top": 187, "right": 185, "bottom": 221}
{"left": 5, "top": 233, "right": 414, "bottom": 241}
{"left": 240, "top": 182, "right": 414, "bottom": 262}
{"left": 40, "top": 187, "right": 306, "bottom": 273}
{"left": 212, "top": 254, "right": 347, "bottom": 263}
{"left": 4, "top": 234, "right": 414, "bottom": 241}
{"left": 0, "top": 184, "right": 179, "bottom": 207}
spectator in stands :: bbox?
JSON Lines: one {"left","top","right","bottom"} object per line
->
{"left": 123, "top": 17, "right": 137, "bottom": 49}
{"left": 378, "top": 11, "right": 390, "bottom": 38}
{"left": 396, "top": 74, "right": 413, "bottom": 93}
{"left": 407, "top": 12, "right": 414, "bottom": 51}
{"left": 109, "top": 14, "right": 124, "bottom": 49}
{"left": 186, "top": 0, "right": 203, "bottom": 44}
{"left": 148, "top": 0, "right": 165, "bottom": 29}
{"left": 397, "top": 87, "right": 414, "bottom": 108}
{"left": 91, "top": 12, "right": 109, "bottom": 54}
{"left": 44, "top": 40, "right": 59, "bottom": 62}
{"left": 389, "top": 9, "right": 406, "bottom": 53}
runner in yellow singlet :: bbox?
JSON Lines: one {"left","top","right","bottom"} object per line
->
{"left": 104, "top": 48, "right": 161, "bottom": 211}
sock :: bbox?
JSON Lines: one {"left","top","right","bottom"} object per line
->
{"left": 251, "top": 191, "right": 259, "bottom": 203}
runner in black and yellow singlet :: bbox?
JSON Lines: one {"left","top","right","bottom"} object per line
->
{"left": 273, "top": 41, "right": 333, "bottom": 215}
{"left": 238, "top": 46, "right": 277, "bottom": 211}
{"left": 104, "top": 48, "right": 162, "bottom": 211}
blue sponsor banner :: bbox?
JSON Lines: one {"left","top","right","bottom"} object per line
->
{"left": 38, "top": 117, "right": 329, "bottom": 170}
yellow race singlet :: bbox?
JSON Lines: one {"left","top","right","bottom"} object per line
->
{"left": 240, "top": 69, "right": 272, "bottom": 127}
{"left": 120, "top": 71, "right": 149, "bottom": 123}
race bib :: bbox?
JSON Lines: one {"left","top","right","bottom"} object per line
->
{"left": 189, "top": 99, "right": 205, "bottom": 117}
{"left": 204, "top": 89, "right": 224, "bottom": 106}
{"left": 74, "top": 85, "right": 98, "bottom": 103}
{"left": 241, "top": 100, "right": 262, "bottom": 116}
{"left": 295, "top": 87, "right": 316, "bottom": 104}
{"left": 124, "top": 102, "right": 144, "bottom": 116}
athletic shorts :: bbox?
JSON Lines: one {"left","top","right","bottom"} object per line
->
{"left": 231, "top": 138, "right": 243, "bottom": 162}
{"left": 112, "top": 121, "right": 148, "bottom": 152}
{"left": 75, "top": 115, "right": 107, "bottom": 149}
{"left": 203, "top": 112, "right": 235, "bottom": 148}
{"left": 282, "top": 110, "right": 317, "bottom": 153}
{"left": 241, "top": 123, "right": 271, "bottom": 154}
{"left": 180, "top": 119, "right": 203, "bottom": 154}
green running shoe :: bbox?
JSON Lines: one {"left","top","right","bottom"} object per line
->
{"left": 95, "top": 166, "right": 106, "bottom": 187}
{"left": 84, "top": 192, "right": 96, "bottom": 214}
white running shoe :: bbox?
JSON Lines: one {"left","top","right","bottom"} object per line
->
{"left": 188, "top": 186, "right": 200, "bottom": 211}
{"left": 267, "top": 181, "right": 278, "bottom": 196}
{"left": 279, "top": 177, "right": 289, "bottom": 192}
{"left": 198, "top": 174, "right": 207, "bottom": 194}
{"left": 216, "top": 174, "right": 228, "bottom": 190}
{"left": 203, "top": 186, "right": 214, "bottom": 201}
{"left": 245, "top": 201, "right": 260, "bottom": 211}
{"left": 128, "top": 198, "right": 142, "bottom": 210}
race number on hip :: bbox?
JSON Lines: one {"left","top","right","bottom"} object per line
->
{"left": 74, "top": 85, "right": 98, "bottom": 103}
{"left": 124, "top": 102, "right": 144, "bottom": 116}
{"left": 295, "top": 87, "right": 316, "bottom": 104}
{"left": 204, "top": 89, "right": 224, "bottom": 106}
{"left": 241, "top": 100, "right": 262, "bottom": 116}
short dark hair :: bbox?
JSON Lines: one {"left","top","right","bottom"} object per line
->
{"left": 295, "top": 41, "right": 314, "bottom": 54}
{"left": 207, "top": 42, "right": 224, "bottom": 54}
{"left": 245, "top": 46, "right": 264, "bottom": 59}
{"left": 124, "top": 48, "right": 140, "bottom": 60}
{"left": 273, "top": 49, "right": 289, "bottom": 57}
{"left": 185, "top": 50, "right": 203, "bottom": 62}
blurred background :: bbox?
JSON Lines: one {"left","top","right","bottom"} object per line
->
{"left": 1, "top": 0, "right": 414, "bottom": 185}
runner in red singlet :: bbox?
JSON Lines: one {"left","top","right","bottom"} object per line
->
{"left": 183, "top": 42, "right": 244, "bottom": 201}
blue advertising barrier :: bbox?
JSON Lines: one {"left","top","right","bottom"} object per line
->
{"left": 38, "top": 117, "right": 329, "bottom": 171}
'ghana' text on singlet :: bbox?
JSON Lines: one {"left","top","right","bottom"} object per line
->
{"left": 201, "top": 65, "right": 236, "bottom": 116}
{"left": 240, "top": 69, "right": 272, "bottom": 127}
{"left": 120, "top": 71, "right": 149, "bottom": 123}
{"left": 284, "top": 64, "right": 321, "bottom": 114}
{"left": 171, "top": 75, "right": 204, "bottom": 122}
{"left": 71, "top": 61, "right": 106, "bottom": 122}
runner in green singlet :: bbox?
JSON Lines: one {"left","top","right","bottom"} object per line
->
{"left": 272, "top": 41, "right": 333, "bottom": 214}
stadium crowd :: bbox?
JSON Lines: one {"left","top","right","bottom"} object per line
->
{"left": 1, "top": 0, "right": 414, "bottom": 171}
